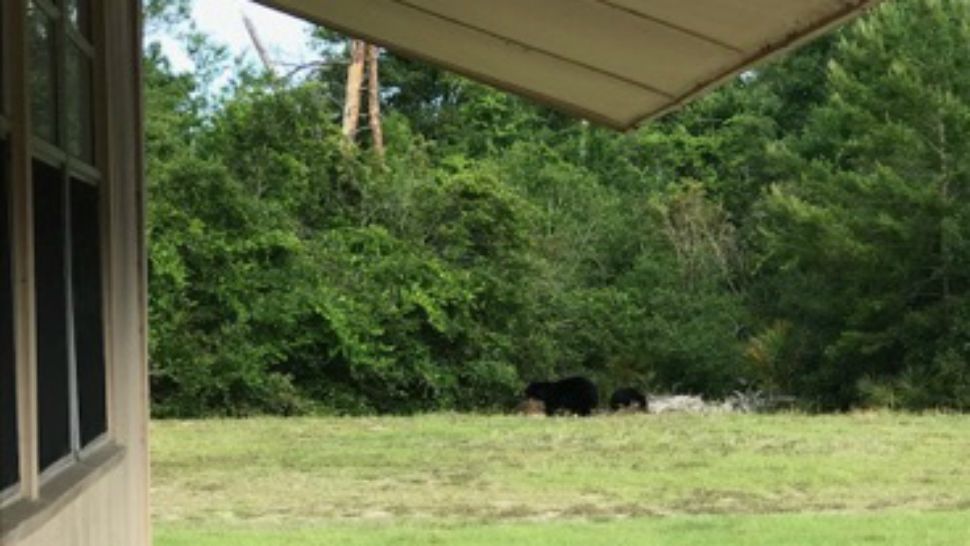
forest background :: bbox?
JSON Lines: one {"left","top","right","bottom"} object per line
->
{"left": 144, "top": 0, "right": 970, "bottom": 417}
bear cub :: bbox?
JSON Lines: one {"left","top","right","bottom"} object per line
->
{"left": 609, "top": 387, "right": 648, "bottom": 412}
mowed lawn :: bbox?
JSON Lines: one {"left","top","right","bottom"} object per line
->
{"left": 151, "top": 412, "right": 970, "bottom": 545}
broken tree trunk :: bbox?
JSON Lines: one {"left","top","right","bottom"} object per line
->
{"left": 366, "top": 44, "right": 384, "bottom": 158}
{"left": 242, "top": 11, "right": 277, "bottom": 79}
{"left": 342, "top": 39, "right": 367, "bottom": 144}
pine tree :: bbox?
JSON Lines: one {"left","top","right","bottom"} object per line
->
{"left": 755, "top": 0, "right": 970, "bottom": 408}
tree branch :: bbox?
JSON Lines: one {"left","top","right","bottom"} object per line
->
{"left": 241, "top": 10, "right": 277, "bottom": 79}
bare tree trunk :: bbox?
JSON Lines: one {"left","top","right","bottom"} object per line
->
{"left": 342, "top": 39, "right": 367, "bottom": 144}
{"left": 366, "top": 44, "right": 384, "bottom": 158}
{"left": 242, "top": 11, "right": 277, "bottom": 78}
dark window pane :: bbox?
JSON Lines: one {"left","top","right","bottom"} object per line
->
{"left": 1, "top": 144, "right": 18, "bottom": 491}
{"left": 66, "top": 44, "right": 94, "bottom": 163}
{"left": 70, "top": 181, "right": 105, "bottom": 447}
{"left": 34, "top": 160, "right": 70, "bottom": 471}
{"left": 28, "top": 3, "right": 58, "bottom": 143}
{"left": 65, "top": 0, "right": 92, "bottom": 40}
{"left": 1, "top": 2, "right": 6, "bottom": 115}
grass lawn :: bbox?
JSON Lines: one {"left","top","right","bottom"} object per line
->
{"left": 152, "top": 412, "right": 970, "bottom": 545}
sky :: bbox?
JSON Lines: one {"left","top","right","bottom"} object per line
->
{"left": 156, "top": 0, "right": 318, "bottom": 75}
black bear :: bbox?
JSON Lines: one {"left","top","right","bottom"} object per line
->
{"left": 609, "top": 387, "right": 648, "bottom": 412}
{"left": 525, "top": 376, "right": 599, "bottom": 416}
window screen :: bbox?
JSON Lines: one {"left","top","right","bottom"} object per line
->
{"left": 71, "top": 180, "right": 106, "bottom": 447}
{"left": 34, "top": 160, "right": 71, "bottom": 471}
{"left": 1, "top": 144, "right": 18, "bottom": 491}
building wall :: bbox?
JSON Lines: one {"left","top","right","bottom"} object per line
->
{"left": 3, "top": 1, "right": 150, "bottom": 545}
{"left": 15, "top": 462, "right": 140, "bottom": 546}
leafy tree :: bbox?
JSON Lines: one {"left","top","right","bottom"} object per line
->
{"left": 753, "top": 0, "right": 970, "bottom": 409}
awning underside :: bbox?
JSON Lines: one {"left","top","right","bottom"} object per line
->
{"left": 258, "top": 0, "right": 879, "bottom": 130}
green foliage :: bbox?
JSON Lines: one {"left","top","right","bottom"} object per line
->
{"left": 751, "top": 0, "right": 970, "bottom": 409}
{"left": 147, "top": 0, "right": 970, "bottom": 415}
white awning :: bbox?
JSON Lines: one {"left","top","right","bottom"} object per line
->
{"left": 257, "top": 0, "right": 880, "bottom": 130}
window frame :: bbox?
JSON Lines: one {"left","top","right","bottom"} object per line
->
{"left": 0, "top": 0, "right": 111, "bottom": 510}
{"left": 30, "top": 0, "right": 108, "bottom": 483}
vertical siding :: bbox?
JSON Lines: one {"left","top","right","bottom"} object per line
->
{"left": 16, "top": 463, "right": 135, "bottom": 546}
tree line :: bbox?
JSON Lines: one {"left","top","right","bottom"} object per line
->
{"left": 145, "top": 0, "right": 970, "bottom": 416}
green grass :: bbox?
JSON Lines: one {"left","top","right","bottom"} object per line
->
{"left": 155, "top": 511, "right": 970, "bottom": 546}
{"left": 152, "top": 412, "right": 970, "bottom": 545}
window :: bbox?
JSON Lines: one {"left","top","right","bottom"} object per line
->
{"left": 29, "top": 0, "right": 96, "bottom": 162}
{"left": 28, "top": 2, "right": 58, "bottom": 144}
{"left": 34, "top": 160, "right": 71, "bottom": 472}
{"left": 1, "top": 1, "right": 20, "bottom": 499}
{"left": 33, "top": 167, "right": 106, "bottom": 473}
{"left": 1, "top": 0, "right": 111, "bottom": 513}
{"left": 33, "top": 169, "right": 108, "bottom": 473}
{"left": 27, "top": 0, "right": 107, "bottom": 477}
{"left": 0, "top": 0, "right": 5, "bottom": 110}
{"left": 1, "top": 144, "right": 17, "bottom": 496}
{"left": 0, "top": 0, "right": 110, "bottom": 510}
{"left": 71, "top": 179, "right": 106, "bottom": 446}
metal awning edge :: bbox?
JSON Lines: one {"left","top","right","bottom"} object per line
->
{"left": 256, "top": 1, "right": 636, "bottom": 129}
{"left": 635, "top": 0, "right": 884, "bottom": 131}
{"left": 256, "top": 0, "right": 883, "bottom": 131}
